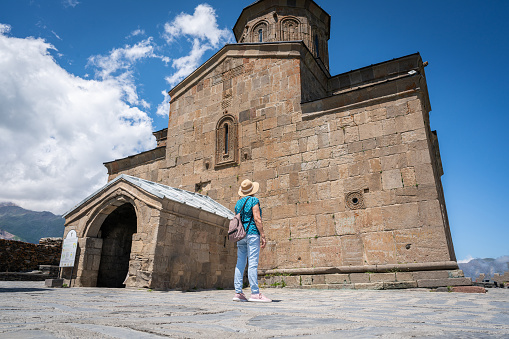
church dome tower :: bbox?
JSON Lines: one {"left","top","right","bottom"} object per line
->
{"left": 233, "top": 0, "right": 331, "bottom": 71}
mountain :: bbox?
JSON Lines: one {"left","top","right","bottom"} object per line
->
{"left": 0, "top": 203, "right": 65, "bottom": 244}
{"left": 459, "top": 256, "right": 509, "bottom": 279}
{"left": 0, "top": 228, "right": 25, "bottom": 242}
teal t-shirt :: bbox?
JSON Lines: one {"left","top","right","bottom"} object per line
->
{"left": 235, "top": 196, "right": 261, "bottom": 235}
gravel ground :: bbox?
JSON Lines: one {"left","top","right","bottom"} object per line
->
{"left": 0, "top": 281, "right": 508, "bottom": 338}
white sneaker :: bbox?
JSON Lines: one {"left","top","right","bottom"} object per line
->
{"left": 248, "top": 293, "right": 272, "bottom": 302}
{"left": 233, "top": 293, "right": 248, "bottom": 302}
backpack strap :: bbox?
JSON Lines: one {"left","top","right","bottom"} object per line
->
{"left": 240, "top": 196, "right": 251, "bottom": 213}
{"left": 240, "top": 197, "right": 253, "bottom": 231}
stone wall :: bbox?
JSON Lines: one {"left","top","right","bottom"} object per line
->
{"left": 151, "top": 203, "right": 236, "bottom": 290}
{"left": 104, "top": 43, "right": 455, "bottom": 281}
{"left": 105, "top": 147, "right": 165, "bottom": 182}
{"left": 64, "top": 178, "right": 237, "bottom": 290}
{"left": 162, "top": 45, "right": 304, "bottom": 207}
{"left": 0, "top": 238, "right": 62, "bottom": 272}
{"left": 493, "top": 271, "right": 509, "bottom": 286}
{"left": 271, "top": 91, "right": 452, "bottom": 269}
{"left": 260, "top": 269, "right": 470, "bottom": 290}
{"left": 159, "top": 46, "right": 452, "bottom": 272}
{"left": 475, "top": 273, "right": 486, "bottom": 283}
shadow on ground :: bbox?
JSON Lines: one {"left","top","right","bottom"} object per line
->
{"left": 0, "top": 287, "right": 52, "bottom": 293}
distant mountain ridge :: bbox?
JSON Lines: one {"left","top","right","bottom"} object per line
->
{"left": 459, "top": 256, "right": 509, "bottom": 279}
{"left": 0, "top": 202, "right": 65, "bottom": 244}
{"left": 0, "top": 228, "right": 25, "bottom": 242}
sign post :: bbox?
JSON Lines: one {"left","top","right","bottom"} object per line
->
{"left": 59, "top": 230, "right": 78, "bottom": 287}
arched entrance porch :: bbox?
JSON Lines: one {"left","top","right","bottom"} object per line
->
{"left": 64, "top": 174, "right": 236, "bottom": 290}
{"left": 96, "top": 203, "right": 137, "bottom": 288}
{"left": 69, "top": 192, "right": 146, "bottom": 288}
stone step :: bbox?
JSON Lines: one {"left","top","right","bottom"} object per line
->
{"left": 260, "top": 270, "right": 471, "bottom": 290}
{"left": 45, "top": 278, "right": 64, "bottom": 288}
{"left": 417, "top": 278, "right": 472, "bottom": 288}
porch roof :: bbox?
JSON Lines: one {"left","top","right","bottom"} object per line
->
{"left": 63, "top": 174, "right": 235, "bottom": 220}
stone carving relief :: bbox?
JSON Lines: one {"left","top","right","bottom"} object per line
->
{"left": 253, "top": 21, "right": 269, "bottom": 42}
{"left": 212, "top": 64, "right": 244, "bottom": 86}
{"left": 281, "top": 18, "right": 300, "bottom": 41}
{"left": 345, "top": 191, "right": 365, "bottom": 210}
{"left": 222, "top": 88, "right": 232, "bottom": 109}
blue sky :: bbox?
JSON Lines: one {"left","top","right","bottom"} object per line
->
{"left": 0, "top": 0, "right": 507, "bottom": 262}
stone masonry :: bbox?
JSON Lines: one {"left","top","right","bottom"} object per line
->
{"left": 0, "top": 238, "right": 62, "bottom": 273}
{"left": 84, "top": 0, "right": 466, "bottom": 290}
{"left": 63, "top": 176, "right": 236, "bottom": 290}
{"left": 493, "top": 271, "right": 509, "bottom": 287}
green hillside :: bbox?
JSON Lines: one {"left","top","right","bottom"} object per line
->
{"left": 0, "top": 228, "right": 26, "bottom": 242}
{"left": 0, "top": 203, "right": 65, "bottom": 244}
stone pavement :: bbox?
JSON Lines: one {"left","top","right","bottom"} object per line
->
{"left": 0, "top": 281, "right": 508, "bottom": 338}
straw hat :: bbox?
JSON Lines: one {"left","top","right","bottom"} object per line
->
{"left": 238, "top": 179, "right": 260, "bottom": 197}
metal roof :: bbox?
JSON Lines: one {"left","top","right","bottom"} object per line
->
{"left": 63, "top": 174, "right": 235, "bottom": 220}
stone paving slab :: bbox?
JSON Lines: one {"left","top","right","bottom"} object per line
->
{"left": 0, "top": 281, "right": 508, "bottom": 338}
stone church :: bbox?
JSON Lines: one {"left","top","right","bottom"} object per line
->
{"left": 63, "top": 0, "right": 470, "bottom": 290}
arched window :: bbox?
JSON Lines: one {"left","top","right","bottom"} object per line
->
{"left": 281, "top": 18, "right": 300, "bottom": 41}
{"left": 215, "top": 115, "right": 238, "bottom": 168}
{"left": 253, "top": 22, "right": 268, "bottom": 43}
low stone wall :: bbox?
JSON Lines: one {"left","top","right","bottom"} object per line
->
{"left": 493, "top": 272, "right": 509, "bottom": 286}
{"left": 0, "top": 272, "right": 51, "bottom": 281}
{"left": 0, "top": 238, "right": 62, "bottom": 272}
{"left": 475, "top": 271, "right": 508, "bottom": 288}
{"left": 260, "top": 270, "right": 471, "bottom": 290}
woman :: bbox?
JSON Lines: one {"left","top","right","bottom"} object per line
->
{"left": 233, "top": 179, "right": 272, "bottom": 303}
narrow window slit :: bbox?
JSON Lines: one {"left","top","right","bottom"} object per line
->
{"left": 224, "top": 124, "right": 229, "bottom": 155}
{"left": 314, "top": 35, "right": 320, "bottom": 58}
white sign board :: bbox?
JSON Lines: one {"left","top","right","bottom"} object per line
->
{"left": 59, "top": 230, "right": 78, "bottom": 268}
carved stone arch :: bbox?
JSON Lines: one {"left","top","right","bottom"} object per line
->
{"left": 215, "top": 114, "right": 238, "bottom": 168}
{"left": 280, "top": 17, "right": 301, "bottom": 41}
{"left": 252, "top": 20, "right": 270, "bottom": 42}
{"left": 84, "top": 190, "right": 141, "bottom": 239}
{"left": 76, "top": 189, "right": 142, "bottom": 288}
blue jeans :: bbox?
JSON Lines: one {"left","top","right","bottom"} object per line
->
{"left": 234, "top": 234, "right": 260, "bottom": 294}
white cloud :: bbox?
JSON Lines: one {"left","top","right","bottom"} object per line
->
{"left": 165, "top": 38, "right": 211, "bottom": 87}
{"left": 63, "top": 0, "right": 80, "bottom": 8}
{"left": 0, "top": 26, "right": 155, "bottom": 214}
{"left": 0, "top": 3, "right": 235, "bottom": 210}
{"left": 128, "top": 29, "right": 145, "bottom": 38}
{"left": 458, "top": 255, "right": 474, "bottom": 264}
{"left": 87, "top": 38, "right": 170, "bottom": 108}
{"left": 162, "top": 4, "right": 234, "bottom": 91}
{"left": 164, "top": 4, "right": 232, "bottom": 47}
{"left": 88, "top": 38, "right": 157, "bottom": 80}
{"left": 51, "top": 30, "right": 62, "bottom": 41}
{"left": 0, "top": 23, "right": 11, "bottom": 34}
{"left": 156, "top": 91, "right": 171, "bottom": 117}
